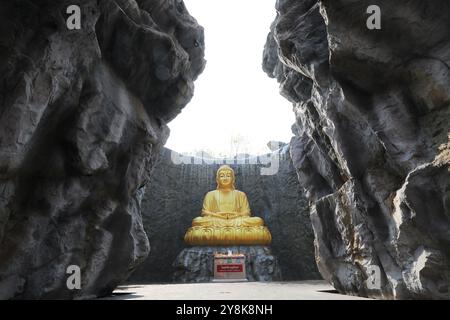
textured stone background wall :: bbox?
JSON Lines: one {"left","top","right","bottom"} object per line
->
{"left": 128, "top": 147, "right": 321, "bottom": 282}
{"left": 264, "top": 0, "right": 450, "bottom": 299}
{"left": 0, "top": 0, "right": 205, "bottom": 299}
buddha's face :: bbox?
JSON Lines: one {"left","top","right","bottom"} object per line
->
{"left": 218, "top": 169, "right": 233, "bottom": 188}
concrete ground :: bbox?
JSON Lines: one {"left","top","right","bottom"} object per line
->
{"left": 103, "top": 280, "right": 370, "bottom": 300}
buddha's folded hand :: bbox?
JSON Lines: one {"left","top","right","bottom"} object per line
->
{"left": 201, "top": 211, "right": 228, "bottom": 219}
{"left": 224, "top": 212, "right": 239, "bottom": 219}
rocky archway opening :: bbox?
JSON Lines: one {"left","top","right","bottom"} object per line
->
{"left": 125, "top": 0, "right": 323, "bottom": 285}
{"left": 1, "top": 0, "right": 449, "bottom": 300}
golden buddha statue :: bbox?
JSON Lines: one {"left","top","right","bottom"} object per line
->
{"left": 184, "top": 165, "right": 272, "bottom": 246}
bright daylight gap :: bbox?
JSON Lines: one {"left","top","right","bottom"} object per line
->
{"left": 165, "top": 0, "right": 295, "bottom": 157}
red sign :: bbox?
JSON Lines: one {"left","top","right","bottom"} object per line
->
{"left": 217, "top": 264, "right": 244, "bottom": 273}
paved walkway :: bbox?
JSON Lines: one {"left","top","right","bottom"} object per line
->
{"left": 103, "top": 280, "right": 370, "bottom": 300}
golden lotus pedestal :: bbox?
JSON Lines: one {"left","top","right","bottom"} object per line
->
{"left": 184, "top": 226, "right": 272, "bottom": 246}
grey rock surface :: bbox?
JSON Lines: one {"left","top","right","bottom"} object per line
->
{"left": 173, "top": 246, "right": 282, "bottom": 283}
{"left": 264, "top": 0, "right": 450, "bottom": 299}
{"left": 0, "top": 0, "right": 205, "bottom": 299}
{"left": 128, "top": 147, "right": 321, "bottom": 283}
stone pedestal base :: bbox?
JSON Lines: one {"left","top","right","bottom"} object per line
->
{"left": 173, "top": 246, "right": 282, "bottom": 283}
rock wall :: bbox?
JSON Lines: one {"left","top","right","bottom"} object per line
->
{"left": 0, "top": 0, "right": 205, "bottom": 299}
{"left": 128, "top": 147, "right": 321, "bottom": 283}
{"left": 264, "top": 0, "right": 450, "bottom": 299}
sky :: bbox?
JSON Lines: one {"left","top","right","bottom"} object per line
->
{"left": 165, "top": 0, "right": 295, "bottom": 156}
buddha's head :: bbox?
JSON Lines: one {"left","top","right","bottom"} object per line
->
{"left": 216, "top": 165, "right": 235, "bottom": 190}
